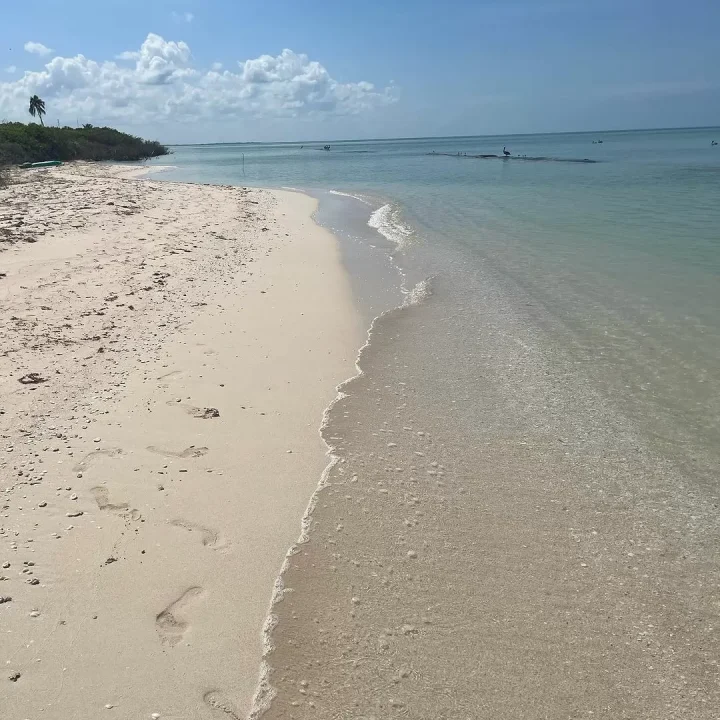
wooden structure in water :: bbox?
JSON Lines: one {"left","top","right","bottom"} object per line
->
{"left": 428, "top": 152, "right": 598, "bottom": 164}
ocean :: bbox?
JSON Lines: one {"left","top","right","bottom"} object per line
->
{"left": 148, "top": 128, "right": 720, "bottom": 718}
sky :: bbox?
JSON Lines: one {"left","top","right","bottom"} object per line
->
{"left": 1, "top": 0, "right": 719, "bottom": 143}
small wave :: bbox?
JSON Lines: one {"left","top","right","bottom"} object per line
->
{"left": 144, "top": 164, "right": 177, "bottom": 175}
{"left": 368, "top": 203, "right": 415, "bottom": 251}
{"left": 403, "top": 278, "right": 433, "bottom": 306}
{"left": 249, "top": 241, "right": 431, "bottom": 719}
{"left": 328, "top": 189, "right": 372, "bottom": 205}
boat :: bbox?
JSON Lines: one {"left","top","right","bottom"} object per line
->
{"left": 19, "top": 160, "right": 63, "bottom": 169}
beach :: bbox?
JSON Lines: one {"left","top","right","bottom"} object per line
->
{"left": 3, "top": 131, "right": 720, "bottom": 720}
{"left": 1, "top": 164, "right": 362, "bottom": 719}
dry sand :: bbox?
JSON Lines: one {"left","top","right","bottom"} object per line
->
{"left": 1, "top": 163, "right": 362, "bottom": 719}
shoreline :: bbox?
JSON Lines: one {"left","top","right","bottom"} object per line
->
{"left": 1, "top": 164, "right": 363, "bottom": 718}
{"left": 6, "top": 148, "right": 719, "bottom": 719}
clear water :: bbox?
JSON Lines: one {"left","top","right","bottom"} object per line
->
{"left": 149, "top": 129, "right": 720, "bottom": 715}
{"left": 150, "top": 127, "right": 720, "bottom": 479}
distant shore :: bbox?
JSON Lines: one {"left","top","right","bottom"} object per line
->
{"left": 1, "top": 163, "right": 361, "bottom": 718}
{"left": 0, "top": 122, "right": 169, "bottom": 166}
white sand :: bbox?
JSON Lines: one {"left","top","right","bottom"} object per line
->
{"left": 0, "top": 164, "right": 362, "bottom": 718}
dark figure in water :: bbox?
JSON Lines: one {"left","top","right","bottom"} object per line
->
{"left": 713, "top": 141, "right": 718, "bottom": 146}
{"left": 503, "top": 146, "right": 511, "bottom": 156}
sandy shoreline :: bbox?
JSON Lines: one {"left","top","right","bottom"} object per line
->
{"left": 1, "top": 163, "right": 362, "bottom": 718}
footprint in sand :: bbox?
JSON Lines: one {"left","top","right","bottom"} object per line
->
{"left": 157, "top": 369, "right": 186, "bottom": 387}
{"left": 90, "top": 486, "right": 142, "bottom": 520}
{"left": 165, "top": 401, "right": 220, "bottom": 419}
{"left": 147, "top": 445, "right": 209, "bottom": 459}
{"left": 203, "top": 690, "right": 241, "bottom": 719}
{"left": 156, "top": 586, "right": 204, "bottom": 647}
{"left": 73, "top": 447, "right": 124, "bottom": 472}
{"left": 170, "top": 519, "right": 224, "bottom": 549}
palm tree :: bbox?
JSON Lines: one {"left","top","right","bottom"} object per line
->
{"left": 28, "top": 95, "right": 46, "bottom": 126}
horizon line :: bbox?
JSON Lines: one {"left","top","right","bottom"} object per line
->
{"left": 167, "top": 124, "right": 720, "bottom": 147}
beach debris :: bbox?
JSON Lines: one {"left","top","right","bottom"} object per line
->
{"left": 105, "top": 557, "right": 117, "bottom": 565}
{"left": 18, "top": 372, "right": 48, "bottom": 385}
{"left": 198, "top": 407, "right": 220, "bottom": 419}
{"left": 407, "top": 550, "right": 418, "bottom": 559}
{"left": 9, "top": 672, "right": 21, "bottom": 682}
{"left": 30, "top": 610, "right": 40, "bottom": 617}
{"left": 28, "top": 578, "right": 40, "bottom": 585}
{"left": 66, "top": 510, "right": 83, "bottom": 517}
{"left": 0, "top": 595, "right": 12, "bottom": 604}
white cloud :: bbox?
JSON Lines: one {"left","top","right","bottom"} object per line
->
{"left": 212, "top": 62, "right": 223, "bottom": 71}
{"left": 0, "top": 34, "right": 395, "bottom": 127}
{"left": 5, "top": 66, "right": 17, "bottom": 74}
{"left": 172, "top": 11, "right": 194, "bottom": 23}
{"left": 24, "top": 41, "right": 53, "bottom": 56}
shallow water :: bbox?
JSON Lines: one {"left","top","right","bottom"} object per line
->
{"left": 152, "top": 128, "right": 720, "bottom": 479}
{"left": 148, "top": 128, "right": 720, "bottom": 717}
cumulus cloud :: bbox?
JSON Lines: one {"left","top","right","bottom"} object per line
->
{"left": 116, "top": 34, "right": 193, "bottom": 85}
{"left": 211, "top": 62, "right": 223, "bottom": 71}
{"left": 5, "top": 66, "right": 17, "bottom": 74}
{"left": 24, "top": 41, "right": 53, "bottom": 56}
{"left": 0, "top": 34, "right": 394, "bottom": 126}
{"left": 172, "top": 11, "right": 194, "bottom": 23}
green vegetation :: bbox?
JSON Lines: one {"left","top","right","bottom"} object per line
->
{"left": 28, "top": 95, "right": 46, "bottom": 126}
{"left": 0, "top": 122, "right": 169, "bottom": 165}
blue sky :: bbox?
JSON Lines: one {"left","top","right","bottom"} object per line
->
{"left": 1, "top": 0, "right": 719, "bottom": 143}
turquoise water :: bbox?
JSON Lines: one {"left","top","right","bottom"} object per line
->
{"left": 150, "top": 129, "right": 720, "bottom": 714}
{"left": 150, "top": 128, "right": 720, "bottom": 480}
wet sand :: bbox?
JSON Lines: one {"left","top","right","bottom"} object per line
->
{"left": 260, "top": 291, "right": 720, "bottom": 718}
{"left": 0, "top": 164, "right": 362, "bottom": 718}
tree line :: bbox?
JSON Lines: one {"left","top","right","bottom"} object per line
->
{"left": 0, "top": 95, "right": 169, "bottom": 165}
